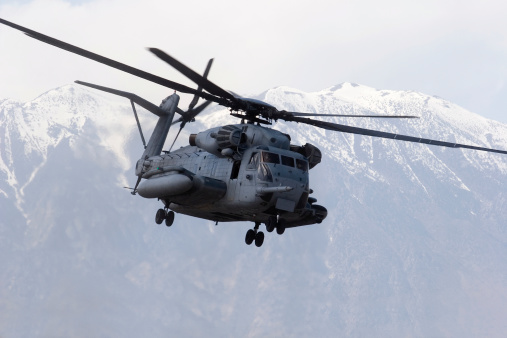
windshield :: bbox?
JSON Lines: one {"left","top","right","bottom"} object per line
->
{"left": 261, "top": 151, "right": 280, "bottom": 164}
{"left": 247, "top": 152, "right": 259, "bottom": 169}
{"left": 258, "top": 163, "right": 273, "bottom": 182}
{"left": 296, "top": 159, "right": 309, "bottom": 172}
{"left": 281, "top": 155, "right": 295, "bottom": 167}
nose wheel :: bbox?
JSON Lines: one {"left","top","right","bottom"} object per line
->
{"left": 276, "top": 219, "right": 285, "bottom": 235}
{"left": 245, "top": 222, "right": 264, "bottom": 247}
{"left": 155, "top": 208, "right": 175, "bottom": 227}
{"left": 265, "top": 216, "right": 276, "bottom": 233}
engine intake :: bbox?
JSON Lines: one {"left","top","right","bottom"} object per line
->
{"left": 290, "top": 143, "right": 322, "bottom": 169}
{"left": 216, "top": 125, "right": 242, "bottom": 149}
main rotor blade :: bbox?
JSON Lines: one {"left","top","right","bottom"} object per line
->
{"left": 0, "top": 18, "right": 204, "bottom": 96}
{"left": 188, "top": 58, "right": 214, "bottom": 111}
{"left": 227, "top": 90, "right": 243, "bottom": 98}
{"left": 149, "top": 48, "right": 237, "bottom": 102}
{"left": 285, "top": 116, "right": 507, "bottom": 155}
{"left": 282, "top": 111, "right": 419, "bottom": 118}
{"left": 75, "top": 81, "right": 185, "bottom": 116}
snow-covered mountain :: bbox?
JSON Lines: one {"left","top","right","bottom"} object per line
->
{"left": 1, "top": 83, "right": 506, "bottom": 337}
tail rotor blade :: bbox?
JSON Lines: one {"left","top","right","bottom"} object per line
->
{"left": 168, "top": 126, "right": 184, "bottom": 153}
{"left": 167, "top": 100, "right": 212, "bottom": 153}
{"left": 187, "top": 100, "right": 212, "bottom": 122}
{"left": 172, "top": 117, "right": 183, "bottom": 125}
{"left": 174, "top": 100, "right": 212, "bottom": 128}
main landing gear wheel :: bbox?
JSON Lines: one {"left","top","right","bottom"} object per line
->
{"left": 245, "top": 229, "right": 255, "bottom": 245}
{"left": 265, "top": 216, "right": 276, "bottom": 233}
{"left": 155, "top": 209, "right": 166, "bottom": 224}
{"left": 155, "top": 209, "right": 175, "bottom": 226}
{"left": 245, "top": 223, "right": 265, "bottom": 247}
{"left": 276, "top": 220, "right": 285, "bottom": 235}
{"left": 165, "top": 211, "right": 175, "bottom": 227}
{"left": 254, "top": 231, "right": 264, "bottom": 247}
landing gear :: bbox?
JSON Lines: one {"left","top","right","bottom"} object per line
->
{"left": 165, "top": 211, "right": 174, "bottom": 227}
{"left": 155, "top": 208, "right": 175, "bottom": 227}
{"left": 245, "top": 222, "right": 264, "bottom": 247}
{"left": 266, "top": 216, "right": 286, "bottom": 235}
{"left": 265, "top": 216, "right": 276, "bottom": 233}
{"left": 245, "top": 229, "right": 255, "bottom": 245}
{"left": 255, "top": 231, "right": 264, "bottom": 247}
{"left": 155, "top": 209, "right": 166, "bottom": 224}
{"left": 276, "top": 219, "right": 285, "bottom": 235}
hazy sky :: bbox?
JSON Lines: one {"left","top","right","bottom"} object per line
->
{"left": 1, "top": 0, "right": 506, "bottom": 123}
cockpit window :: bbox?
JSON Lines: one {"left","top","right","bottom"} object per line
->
{"left": 249, "top": 152, "right": 259, "bottom": 165}
{"left": 281, "top": 155, "right": 295, "bottom": 167}
{"left": 261, "top": 152, "right": 280, "bottom": 164}
{"left": 258, "top": 163, "right": 273, "bottom": 182}
{"left": 247, "top": 152, "right": 259, "bottom": 170}
{"left": 296, "top": 159, "right": 309, "bottom": 172}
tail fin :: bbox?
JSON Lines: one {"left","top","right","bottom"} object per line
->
{"left": 142, "top": 94, "right": 179, "bottom": 158}
{"left": 75, "top": 81, "right": 180, "bottom": 157}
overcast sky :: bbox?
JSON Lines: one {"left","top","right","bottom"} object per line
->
{"left": 1, "top": 0, "right": 506, "bottom": 123}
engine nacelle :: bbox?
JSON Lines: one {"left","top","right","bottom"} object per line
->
{"left": 290, "top": 143, "right": 322, "bottom": 169}
{"left": 189, "top": 124, "right": 291, "bottom": 157}
{"left": 189, "top": 125, "right": 243, "bottom": 157}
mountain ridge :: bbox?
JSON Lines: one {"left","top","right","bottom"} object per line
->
{"left": 1, "top": 83, "right": 506, "bottom": 337}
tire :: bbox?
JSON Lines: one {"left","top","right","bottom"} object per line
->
{"left": 276, "top": 221, "right": 285, "bottom": 235}
{"left": 312, "top": 204, "right": 328, "bottom": 223}
{"left": 266, "top": 216, "right": 276, "bottom": 233}
{"left": 165, "top": 211, "right": 175, "bottom": 227}
{"left": 255, "top": 231, "right": 264, "bottom": 247}
{"left": 155, "top": 209, "right": 166, "bottom": 224}
{"left": 245, "top": 229, "right": 255, "bottom": 245}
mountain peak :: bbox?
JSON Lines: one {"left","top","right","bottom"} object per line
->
{"left": 1, "top": 83, "right": 507, "bottom": 337}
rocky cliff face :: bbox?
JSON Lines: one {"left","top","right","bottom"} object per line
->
{"left": 1, "top": 83, "right": 506, "bottom": 337}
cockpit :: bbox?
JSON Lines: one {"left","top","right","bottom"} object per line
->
{"left": 247, "top": 150, "right": 309, "bottom": 183}
{"left": 260, "top": 151, "right": 308, "bottom": 171}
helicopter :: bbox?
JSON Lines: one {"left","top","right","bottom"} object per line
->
{"left": 2, "top": 18, "right": 507, "bottom": 248}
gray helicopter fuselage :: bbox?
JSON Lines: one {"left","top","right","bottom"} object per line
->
{"left": 136, "top": 124, "right": 326, "bottom": 228}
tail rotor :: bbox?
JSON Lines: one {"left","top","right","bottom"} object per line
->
{"left": 167, "top": 58, "right": 214, "bottom": 152}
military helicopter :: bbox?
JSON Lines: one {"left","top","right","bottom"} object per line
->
{"left": 2, "top": 18, "right": 507, "bottom": 248}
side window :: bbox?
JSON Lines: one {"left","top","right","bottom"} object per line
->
{"left": 246, "top": 152, "right": 259, "bottom": 170}
{"left": 230, "top": 160, "right": 241, "bottom": 179}
{"left": 261, "top": 152, "right": 280, "bottom": 164}
{"left": 296, "top": 159, "right": 309, "bottom": 172}
{"left": 281, "top": 155, "right": 295, "bottom": 167}
{"left": 257, "top": 163, "right": 273, "bottom": 182}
